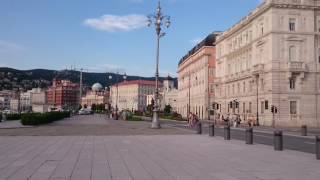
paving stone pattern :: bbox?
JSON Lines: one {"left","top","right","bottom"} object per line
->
{"left": 0, "top": 135, "right": 319, "bottom": 180}
{"left": 0, "top": 115, "right": 192, "bottom": 136}
{"left": 0, "top": 115, "right": 319, "bottom": 180}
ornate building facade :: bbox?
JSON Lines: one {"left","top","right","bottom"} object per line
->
{"left": 81, "top": 83, "right": 109, "bottom": 108}
{"left": 177, "top": 33, "right": 218, "bottom": 119}
{"left": 161, "top": 76, "right": 178, "bottom": 112}
{"left": 110, "top": 80, "right": 159, "bottom": 112}
{"left": 214, "top": 0, "right": 320, "bottom": 127}
{"left": 46, "top": 79, "right": 79, "bottom": 111}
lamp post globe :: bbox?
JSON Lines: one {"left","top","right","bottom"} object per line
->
{"left": 147, "top": 1, "right": 171, "bottom": 129}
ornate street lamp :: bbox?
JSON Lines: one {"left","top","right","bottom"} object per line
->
{"left": 147, "top": 1, "right": 171, "bottom": 129}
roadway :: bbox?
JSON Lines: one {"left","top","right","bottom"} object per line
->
{"left": 159, "top": 119, "right": 318, "bottom": 154}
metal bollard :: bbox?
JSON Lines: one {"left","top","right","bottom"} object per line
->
{"left": 316, "top": 136, "right": 320, "bottom": 160}
{"left": 196, "top": 122, "right": 202, "bottom": 134}
{"left": 274, "top": 130, "right": 283, "bottom": 151}
{"left": 114, "top": 113, "right": 119, "bottom": 120}
{"left": 209, "top": 124, "right": 215, "bottom": 137}
{"left": 301, "top": 125, "right": 307, "bottom": 136}
{"left": 224, "top": 125, "right": 230, "bottom": 140}
{"left": 245, "top": 127, "right": 253, "bottom": 145}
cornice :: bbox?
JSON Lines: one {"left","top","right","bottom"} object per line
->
{"left": 177, "top": 46, "right": 213, "bottom": 73}
{"left": 216, "top": 2, "right": 320, "bottom": 43}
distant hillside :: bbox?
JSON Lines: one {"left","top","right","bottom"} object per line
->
{"left": 0, "top": 67, "right": 177, "bottom": 91}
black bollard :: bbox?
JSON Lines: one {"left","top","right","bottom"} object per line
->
{"left": 316, "top": 136, "right": 320, "bottom": 160}
{"left": 274, "top": 130, "right": 283, "bottom": 151}
{"left": 224, "top": 125, "right": 230, "bottom": 140}
{"left": 114, "top": 113, "right": 119, "bottom": 120}
{"left": 209, "top": 124, "right": 215, "bottom": 137}
{"left": 245, "top": 127, "right": 253, "bottom": 145}
{"left": 196, "top": 122, "right": 202, "bottom": 134}
{"left": 301, "top": 125, "right": 307, "bottom": 136}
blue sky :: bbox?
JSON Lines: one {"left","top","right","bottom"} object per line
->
{"left": 0, "top": 0, "right": 261, "bottom": 77}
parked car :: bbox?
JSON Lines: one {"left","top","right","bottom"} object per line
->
{"left": 78, "top": 108, "right": 91, "bottom": 115}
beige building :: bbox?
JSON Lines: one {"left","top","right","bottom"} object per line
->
{"left": 161, "top": 76, "right": 178, "bottom": 112}
{"left": 0, "top": 90, "right": 15, "bottom": 111}
{"left": 31, "top": 88, "right": 48, "bottom": 113}
{"left": 177, "top": 33, "right": 218, "bottom": 120}
{"left": 81, "top": 83, "right": 109, "bottom": 108}
{"left": 10, "top": 99, "right": 19, "bottom": 113}
{"left": 214, "top": 0, "right": 320, "bottom": 127}
{"left": 110, "top": 80, "right": 158, "bottom": 112}
{"left": 20, "top": 90, "right": 33, "bottom": 112}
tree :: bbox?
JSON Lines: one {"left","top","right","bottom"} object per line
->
{"left": 91, "top": 104, "right": 96, "bottom": 111}
{"left": 164, "top": 104, "right": 172, "bottom": 115}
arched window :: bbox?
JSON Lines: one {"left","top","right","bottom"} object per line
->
{"left": 289, "top": 46, "right": 296, "bottom": 62}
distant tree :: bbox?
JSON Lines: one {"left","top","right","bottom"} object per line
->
{"left": 91, "top": 104, "right": 96, "bottom": 111}
{"left": 164, "top": 105, "right": 172, "bottom": 115}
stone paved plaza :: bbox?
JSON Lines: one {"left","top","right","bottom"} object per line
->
{"left": 0, "top": 115, "right": 191, "bottom": 136}
{"left": 0, "top": 115, "right": 319, "bottom": 180}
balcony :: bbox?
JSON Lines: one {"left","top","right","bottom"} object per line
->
{"left": 287, "top": 61, "right": 306, "bottom": 72}
{"left": 251, "top": 64, "right": 264, "bottom": 75}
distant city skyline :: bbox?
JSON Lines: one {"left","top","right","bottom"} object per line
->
{"left": 0, "top": 0, "right": 261, "bottom": 77}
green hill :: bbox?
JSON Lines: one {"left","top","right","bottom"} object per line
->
{"left": 0, "top": 67, "right": 177, "bottom": 91}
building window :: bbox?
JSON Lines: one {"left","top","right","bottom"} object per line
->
{"left": 318, "top": 48, "right": 320, "bottom": 63}
{"left": 232, "top": 84, "right": 235, "bottom": 95}
{"left": 249, "top": 81, "right": 253, "bottom": 92}
{"left": 243, "top": 102, "right": 246, "bottom": 113}
{"left": 243, "top": 82, "right": 246, "bottom": 93}
{"left": 261, "top": 101, "right": 264, "bottom": 114}
{"left": 290, "top": 101, "right": 297, "bottom": 114}
{"left": 289, "top": 78, "right": 296, "bottom": 90}
{"left": 289, "top": 46, "right": 296, "bottom": 62}
{"left": 289, "top": 18, "right": 296, "bottom": 31}
{"left": 249, "top": 102, "right": 252, "bottom": 113}
{"left": 265, "top": 100, "right": 269, "bottom": 109}
{"left": 210, "top": 84, "right": 214, "bottom": 93}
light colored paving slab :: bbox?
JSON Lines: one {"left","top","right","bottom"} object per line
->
{"left": 0, "top": 135, "right": 319, "bottom": 180}
{"left": 0, "top": 120, "right": 32, "bottom": 129}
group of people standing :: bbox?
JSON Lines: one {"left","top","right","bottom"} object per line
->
{"left": 220, "top": 114, "right": 242, "bottom": 127}
{"left": 187, "top": 112, "right": 258, "bottom": 128}
{"left": 187, "top": 112, "right": 246, "bottom": 128}
{"left": 187, "top": 112, "right": 199, "bottom": 127}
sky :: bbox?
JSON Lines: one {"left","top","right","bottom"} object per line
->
{"left": 0, "top": 0, "right": 262, "bottom": 77}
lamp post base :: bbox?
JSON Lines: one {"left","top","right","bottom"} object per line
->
{"left": 151, "top": 111, "right": 161, "bottom": 129}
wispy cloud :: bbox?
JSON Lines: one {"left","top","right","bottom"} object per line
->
{"left": 84, "top": 14, "right": 147, "bottom": 32}
{"left": 0, "top": 40, "right": 24, "bottom": 52}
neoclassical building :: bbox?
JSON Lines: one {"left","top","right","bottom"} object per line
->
{"left": 214, "top": 0, "right": 320, "bottom": 127}
{"left": 161, "top": 76, "right": 178, "bottom": 111}
{"left": 110, "top": 80, "right": 159, "bottom": 112}
{"left": 177, "top": 33, "right": 219, "bottom": 119}
{"left": 81, "top": 83, "right": 109, "bottom": 108}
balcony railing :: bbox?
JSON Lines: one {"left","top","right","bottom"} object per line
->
{"left": 287, "top": 61, "right": 305, "bottom": 72}
{"left": 251, "top": 64, "right": 264, "bottom": 75}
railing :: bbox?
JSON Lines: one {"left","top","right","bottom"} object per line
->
{"left": 287, "top": 61, "right": 305, "bottom": 72}
{"left": 251, "top": 64, "right": 264, "bottom": 75}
